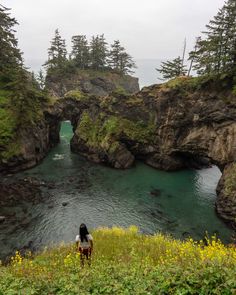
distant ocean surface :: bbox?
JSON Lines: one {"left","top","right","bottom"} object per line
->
{"left": 135, "top": 59, "right": 162, "bottom": 88}
{"left": 26, "top": 58, "right": 162, "bottom": 89}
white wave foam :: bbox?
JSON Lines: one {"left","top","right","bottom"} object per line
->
{"left": 53, "top": 154, "right": 65, "bottom": 160}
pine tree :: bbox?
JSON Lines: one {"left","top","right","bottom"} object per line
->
{"left": 37, "top": 69, "right": 45, "bottom": 89}
{"left": 108, "top": 40, "right": 136, "bottom": 74}
{"left": 224, "top": 0, "right": 236, "bottom": 73}
{"left": 90, "top": 34, "right": 108, "bottom": 70}
{"left": 45, "top": 29, "right": 67, "bottom": 70}
{"left": 119, "top": 52, "right": 136, "bottom": 75}
{"left": 70, "top": 35, "right": 90, "bottom": 69}
{"left": 190, "top": 0, "right": 236, "bottom": 76}
{"left": 157, "top": 57, "right": 187, "bottom": 80}
{"left": 0, "top": 4, "right": 23, "bottom": 83}
{"left": 108, "top": 40, "right": 124, "bottom": 70}
{"left": 0, "top": 5, "right": 45, "bottom": 130}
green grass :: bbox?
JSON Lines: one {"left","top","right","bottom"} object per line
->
{"left": 0, "top": 226, "right": 235, "bottom": 294}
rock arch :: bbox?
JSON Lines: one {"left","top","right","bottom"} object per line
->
{"left": 1, "top": 84, "right": 235, "bottom": 229}
{"left": 45, "top": 86, "right": 236, "bottom": 228}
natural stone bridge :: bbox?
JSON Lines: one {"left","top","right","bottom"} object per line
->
{"left": 2, "top": 82, "right": 236, "bottom": 228}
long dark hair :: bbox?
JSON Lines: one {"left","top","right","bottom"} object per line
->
{"left": 79, "top": 223, "right": 89, "bottom": 242}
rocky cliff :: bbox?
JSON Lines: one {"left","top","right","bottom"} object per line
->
{"left": 58, "top": 77, "right": 236, "bottom": 227}
{"left": 62, "top": 78, "right": 236, "bottom": 173}
{"left": 46, "top": 69, "right": 139, "bottom": 98}
{"left": 0, "top": 118, "right": 55, "bottom": 173}
{"left": 216, "top": 163, "right": 236, "bottom": 228}
{"left": 1, "top": 76, "right": 236, "bottom": 228}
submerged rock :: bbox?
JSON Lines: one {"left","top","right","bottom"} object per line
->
{"left": 0, "top": 178, "right": 43, "bottom": 207}
{"left": 150, "top": 189, "right": 162, "bottom": 197}
{"left": 0, "top": 216, "right": 6, "bottom": 223}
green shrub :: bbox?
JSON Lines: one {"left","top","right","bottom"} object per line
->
{"left": 64, "top": 90, "right": 88, "bottom": 101}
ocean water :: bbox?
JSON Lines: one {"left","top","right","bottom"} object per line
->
{"left": 135, "top": 59, "right": 162, "bottom": 88}
{"left": 0, "top": 122, "right": 233, "bottom": 260}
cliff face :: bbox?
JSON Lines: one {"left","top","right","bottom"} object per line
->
{"left": 1, "top": 77, "right": 236, "bottom": 228}
{"left": 46, "top": 70, "right": 139, "bottom": 98}
{"left": 0, "top": 119, "right": 53, "bottom": 173}
{"left": 60, "top": 78, "right": 236, "bottom": 227}
{"left": 0, "top": 70, "right": 139, "bottom": 173}
{"left": 216, "top": 163, "right": 236, "bottom": 228}
{"left": 64, "top": 81, "right": 236, "bottom": 173}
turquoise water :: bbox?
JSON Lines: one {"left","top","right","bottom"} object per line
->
{"left": 0, "top": 121, "right": 233, "bottom": 259}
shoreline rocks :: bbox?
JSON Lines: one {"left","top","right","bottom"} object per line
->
{"left": 216, "top": 163, "right": 236, "bottom": 228}
{"left": 0, "top": 177, "right": 43, "bottom": 207}
{"left": 1, "top": 77, "right": 236, "bottom": 229}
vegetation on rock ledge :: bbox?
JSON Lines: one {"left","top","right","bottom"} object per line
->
{"left": 77, "top": 111, "right": 156, "bottom": 151}
{"left": 0, "top": 5, "right": 47, "bottom": 162}
{"left": 0, "top": 227, "right": 235, "bottom": 294}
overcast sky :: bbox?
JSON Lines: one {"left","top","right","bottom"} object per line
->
{"left": 2, "top": 0, "right": 225, "bottom": 72}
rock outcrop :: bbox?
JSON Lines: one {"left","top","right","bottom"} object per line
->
{"left": 216, "top": 163, "right": 236, "bottom": 228}
{"left": 62, "top": 78, "right": 236, "bottom": 227}
{"left": 46, "top": 70, "right": 139, "bottom": 98}
{"left": 1, "top": 76, "right": 236, "bottom": 228}
{"left": 0, "top": 120, "right": 52, "bottom": 173}
{"left": 63, "top": 81, "right": 236, "bottom": 173}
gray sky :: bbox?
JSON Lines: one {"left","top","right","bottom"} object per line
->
{"left": 2, "top": 0, "right": 225, "bottom": 72}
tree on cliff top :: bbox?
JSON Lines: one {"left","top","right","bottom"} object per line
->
{"left": 156, "top": 57, "right": 187, "bottom": 80}
{"left": 70, "top": 35, "right": 90, "bottom": 69}
{"left": 0, "top": 4, "right": 23, "bottom": 84}
{"left": 44, "top": 32, "right": 136, "bottom": 76}
{"left": 90, "top": 34, "right": 108, "bottom": 70}
{"left": 108, "top": 40, "right": 136, "bottom": 74}
{"left": 45, "top": 29, "right": 68, "bottom": 70}
{"left": 0, "top": 5, "right": 46, "bottom": 129}
{"left": 189, "top": 0, "right": 236, "bottom": 76}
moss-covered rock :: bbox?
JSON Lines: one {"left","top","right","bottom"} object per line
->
{"left": 71, "top": 110, "right": 156, "bottom": 169}
{"left": 64, "top": 90, "right": 88, "bottom": 101}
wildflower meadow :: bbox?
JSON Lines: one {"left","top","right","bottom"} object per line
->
{"left": 0, "top": 226, "right": 235, "bottom": 294}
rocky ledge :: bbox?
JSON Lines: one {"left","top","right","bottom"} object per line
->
{"left": 1, "top": 76, "right": 236, "bottom": 228}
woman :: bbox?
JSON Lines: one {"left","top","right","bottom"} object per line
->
{"left": 75, "top": 223, "right": 93, "bottom": 266}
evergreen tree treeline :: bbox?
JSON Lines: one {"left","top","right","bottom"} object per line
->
{"left": 0, "top": 4, "right": 23, "bottom": 84}
{"left": 45, "top": 30, "right": 136, "bottom": 75}
{"left": 190, "top": 0, "right": 236, "bottom": 76}
{"left": 156, "top": 57, "right": 187, "bottom": 80}
{"left": 157, "top": 0, "right": 236, "bottom": 80}
{"left": 0, "top": 5, "right": 46, "bottom": 127}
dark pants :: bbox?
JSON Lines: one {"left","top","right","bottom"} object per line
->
{"left": 79, "top": 247, "right": 92, "bottom": 266}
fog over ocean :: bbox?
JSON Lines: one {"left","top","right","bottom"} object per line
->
{"left": 135, "top": 59, "right": 162, "bottom": 88}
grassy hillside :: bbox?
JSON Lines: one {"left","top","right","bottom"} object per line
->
{"left": 0, "top": 227, "right": 235, "bottom": 294}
